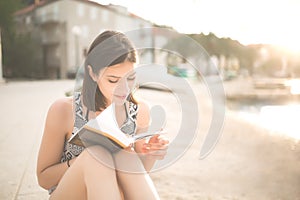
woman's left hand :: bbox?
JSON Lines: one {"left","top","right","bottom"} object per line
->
{"left": 141, "top": 134, "right": 169, "bottom": 160}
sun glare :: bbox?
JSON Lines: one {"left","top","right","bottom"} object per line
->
{"left": 93, "top": 0, "right": 300, "bottom": 54}
{"left": 285, "top": 79, "right": 300, "bottom": 95}
{"left": 273, "top": 35, "right": 300, "bottom": 54}
{"left": 260, "top": 105, "right": 300, "bottom": 140}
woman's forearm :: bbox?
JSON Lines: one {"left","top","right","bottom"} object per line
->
{"left": 37, "top": 158, "right": 76, "bottom": 190}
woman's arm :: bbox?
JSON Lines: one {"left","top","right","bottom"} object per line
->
{"left": 135, "top": 136, "right": 169, "bottom": 172}
{"left": 36, "top": 98, "right": 74, "bottom": 190}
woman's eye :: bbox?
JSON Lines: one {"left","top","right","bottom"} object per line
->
{"left": 108, "top": 79, "right": 118, "bottom": 83}
{"left": 127, "top": 76, "right": 136, "bottom": 81}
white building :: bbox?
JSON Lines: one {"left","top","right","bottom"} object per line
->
{"left": 15, "top": 0, "right": 153, "bottom": 79}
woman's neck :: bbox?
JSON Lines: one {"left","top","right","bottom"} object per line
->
{"left": 114, "top": 102, "right": 128, "bottom": 127}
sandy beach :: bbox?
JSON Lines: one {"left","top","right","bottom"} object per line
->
{"left": 150, "top": 78, "right": 300, "bottom": 200}
{"left": 0, "top": 79, "right": 299, "bottom": 199}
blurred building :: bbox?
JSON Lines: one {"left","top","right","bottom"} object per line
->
{"left": 14, "top": 0, "right": 153, "bottom": 79}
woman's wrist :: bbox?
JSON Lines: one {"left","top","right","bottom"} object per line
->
{"left": 67, "top": 159, "right": 71, "bottom": 167}
{"left": 66, "top": 157, "right": 76, "bottom": 168}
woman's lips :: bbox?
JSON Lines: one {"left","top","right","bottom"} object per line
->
{"left": 115, "top": 95, "right": 127, "bottom": 100}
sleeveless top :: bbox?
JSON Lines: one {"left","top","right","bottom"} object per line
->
{"left": 48, "top": 92, "right": 138, "bottom": 194}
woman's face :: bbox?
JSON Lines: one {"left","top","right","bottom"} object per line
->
{"left": 96, "top": 61, "right": 136, "bottom": 105}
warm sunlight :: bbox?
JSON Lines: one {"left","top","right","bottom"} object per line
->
{"left": 285, "top": 79, "right": 300, "bottom": 95}
{"left": 279, "top": 41, "right": 300, "bottom": 55}
{"left": 260, "top": 105, "right": 300, "bottom": 140}
{"left": 93, "top": 0, "right": 300, "bottom": 50}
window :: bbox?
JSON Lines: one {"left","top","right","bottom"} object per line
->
{"left": 101, "top": 10, "right": 108, "bottom": 22}
{"left": 90, "top": 7, "right": 97, "bottom": 20}
{"left": 82, "top": 25, "right": 89, "bottom": 38}
{"left": 77, "top": 4, "right": 84, "bottom": 17}
{"left": 53, "top": 4, "right": 59, "bottom": 15}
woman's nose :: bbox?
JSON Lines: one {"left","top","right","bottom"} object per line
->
{"left": 116, "top": 78, "right": 129, "bottom": 94}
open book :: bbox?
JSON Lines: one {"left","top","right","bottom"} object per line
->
{"left": 68, "top": 103, "right": 161, "bottom": 152}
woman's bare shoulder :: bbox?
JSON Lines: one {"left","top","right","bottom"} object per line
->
{"left": 49, "top": 97, "right": 73, "bottom": 112}
{"left": 136, "top": 100, "right": 150, "bottom": 129}
{"left": 43, "top": 96, "right": 75, "bottom": 137}
{"left": 47, "top": 97, "right": 74, "bottom": 124}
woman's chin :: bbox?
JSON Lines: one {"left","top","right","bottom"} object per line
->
{"left": 112, "top": 96, "right": 127, "bottom": 105}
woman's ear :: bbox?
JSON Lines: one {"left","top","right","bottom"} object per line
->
{"left": 87, "top": 65, "right": 98, "bottom": 82}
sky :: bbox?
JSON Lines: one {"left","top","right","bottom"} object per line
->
{"left": 92, "top": 0, "right": 300, "bottom": 53}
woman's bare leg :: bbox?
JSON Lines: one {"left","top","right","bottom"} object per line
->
{"left": 50, "top": 146, "right": 121, "bottom": 200}
{"left": 84, "top": 146, "right": 122, "bottom": 200}
{"left": 114, "top": 149, "right": 160, "bottom": 200}
{"left": 49, "top": 151, "right": 86, "bottom": 200}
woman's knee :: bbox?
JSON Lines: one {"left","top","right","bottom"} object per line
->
{"left": 81, "top": 145, "right": 115, "bottom": 168}
{"left": 114, "top": 148, "right": 146, "bottom": 173}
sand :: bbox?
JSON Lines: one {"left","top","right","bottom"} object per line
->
{"left": 148, "top": 79, "right": 300, "bottom": 200}
{"left": 1, "top": 79, "right": 299, "bottom": 199}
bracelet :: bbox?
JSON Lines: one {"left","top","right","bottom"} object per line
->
{"left": 67, "top": 159, "right": 70, "bottom": 167}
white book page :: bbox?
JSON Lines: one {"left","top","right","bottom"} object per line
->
{"left": 95, "top": 103, "right": 130, "bottom": 146}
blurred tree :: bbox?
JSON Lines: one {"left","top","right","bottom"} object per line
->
{"left": 21, "top": 0, "right": 35, "bottom": 6}
{"left": 257, "top": 57, "right": 282, "bottom": 76}
{"left": 289, "top": 53, "right": 300, "bottom": 77}
{"left": 187, "top": 32, "right": 300, "bottom": 78}
{"left": 0, "top": 0, "right": 41, "bottom": 78}
{"left": 0, "top": 0, "right": 21, "bottom": 36}
{"left": 0, "top": 0, "right": 21, "bottom": 77}
{"left": 163, "top": 34, "right": 200, "bottom": 59}
{"left": 189, "top": 33, "right": 259, "bottom": 76}
{"left": 5, "top": 33, "right": 42, "bottom": 78}
{"left": 239, "top": 45, "right": 258, "bottom": 75}
{"left": 190, "top": 32, "right": 219, "bottom": 56}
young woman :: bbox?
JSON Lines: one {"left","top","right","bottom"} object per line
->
{"left": 37, "top": 30, "right": 169, "bottom": 200}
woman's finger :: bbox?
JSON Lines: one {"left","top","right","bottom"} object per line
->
{"left": 143, "top": 143, "right": 168, "bottom": 150}
{"left": 148, "top": 134, "right": 160, "bottom": 143}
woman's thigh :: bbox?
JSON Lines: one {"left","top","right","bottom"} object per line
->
{"left": 50, "top": 146, "right": 120, "bottom": 200}
{"left": 49, "top": 151, "right": 87, "bottom": 200}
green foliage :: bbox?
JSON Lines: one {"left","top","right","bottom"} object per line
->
{"left": 188, "top": 33, "right": 258, "bottom": 75}
{"left": 288, "top": 53, "right": 300, "bottom": 77}
{"left": 3, "top": 33, "right": 42, "bottom": 78}
{"left": 0, "top": 0, "right": 22, "bottom": 35}
{"left": 189, "top": 33, "right": 257, "bottom": 63}
{"left": 169, "top": 32, "right": 300, "bottom": 77}
{"left": 163, "top": 34, "right": 201, "bottom": 59}
{"left": 1, "top": 0, "right": 42, "bottom": 78}
{"left": 256, "top": 57, "right": 282, "bottom": 76}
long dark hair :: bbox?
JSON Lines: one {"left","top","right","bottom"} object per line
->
{"left": 82, "top": 30, "right": 137, "bottom": 112}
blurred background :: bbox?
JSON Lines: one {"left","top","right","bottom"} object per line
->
{"left": 1, "top": 0, "right": 300, "bottom": 140}
{"left": 0, "top": 0, "right": 299, "bottom": 199}
{"left": 1, "top": 0, "right": 300, "bottom": 80}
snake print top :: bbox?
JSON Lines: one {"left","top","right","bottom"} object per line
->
{"left": 48, "top": 92, "right": 138, "bottom": 194}
{"left": 61, "top": 92, "right": 138, "bottom": 162}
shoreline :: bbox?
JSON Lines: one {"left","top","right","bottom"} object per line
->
{"left": 224, "top": 77, "right": 300, "bottom": 101}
